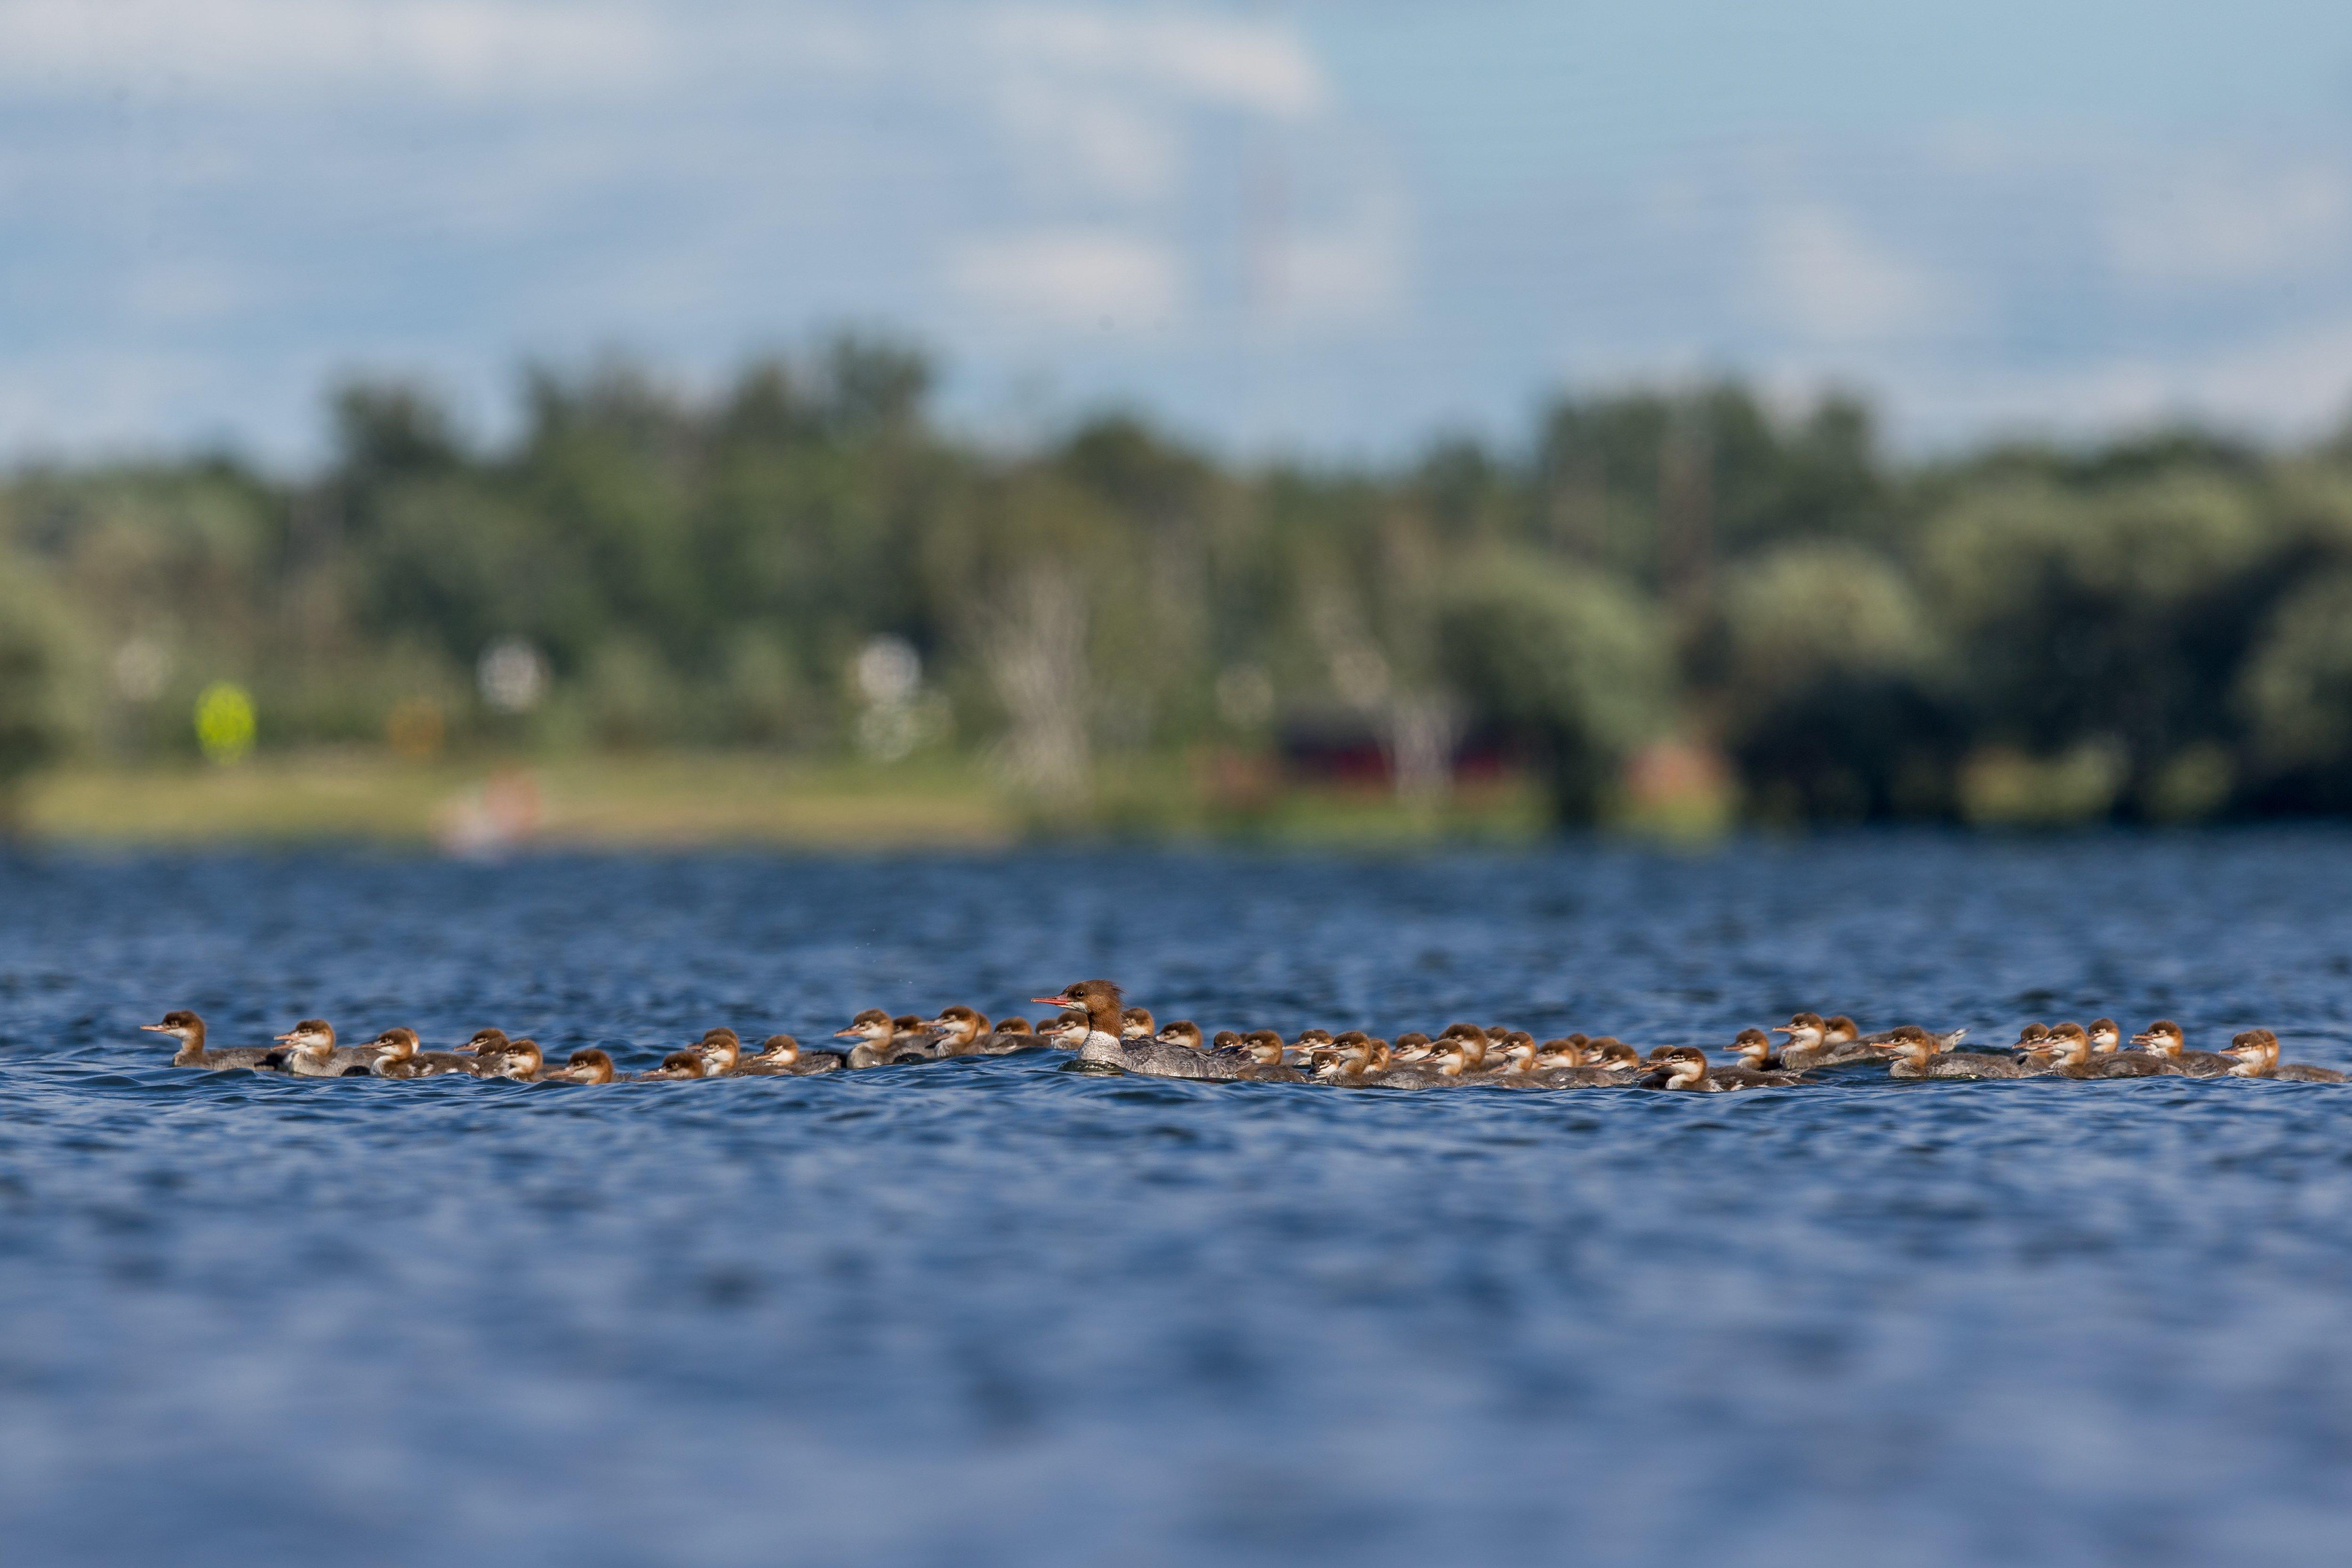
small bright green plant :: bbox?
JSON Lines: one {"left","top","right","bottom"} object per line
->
{"left": 194, "top": 682, "right": 256, "bottom": 764}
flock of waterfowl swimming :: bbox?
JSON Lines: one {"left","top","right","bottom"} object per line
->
{"left": 141, "top": 978, "right": 2341, "bottom": 1087}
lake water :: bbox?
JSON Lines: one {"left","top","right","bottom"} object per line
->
{"left": 3, "top": 833, "right": 2350, "bottom": 1566}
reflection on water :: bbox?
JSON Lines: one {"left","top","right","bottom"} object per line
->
{"left": 3, "top": 834, "right": 2351, "bottom": 1566}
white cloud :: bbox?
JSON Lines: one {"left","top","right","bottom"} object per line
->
{"left": 947, "top": 229, "right": 1184, "bottom": 330}
{"left": 0, "top": 0, "right": 678, "bottom": 100}
{"left": 987, "top": 83, "right": 1184, "bottom": 203}
{"left": 1756, "top": 204, "right": 1954, "bottom": 344}
{"left": 975, "top": 4, "right": 1327, "bottom": 120}
{"left": 2105, "top": 160, "right": 2352, "bottom": 289}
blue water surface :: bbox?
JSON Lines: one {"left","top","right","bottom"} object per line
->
{"left": 4, "top": 833, "right": 2351, "bottom": 1567}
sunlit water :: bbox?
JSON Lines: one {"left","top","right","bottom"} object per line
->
{"left": 4, "top": 835, "right": 2351, "bottom": 1566}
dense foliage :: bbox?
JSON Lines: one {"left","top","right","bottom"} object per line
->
{"left": 8, "top": 336, "right": 2352, "bottom": 826}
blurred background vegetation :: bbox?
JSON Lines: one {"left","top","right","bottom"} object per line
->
{"left": 9, "top": 333, "right": 2352, "bottom": 843}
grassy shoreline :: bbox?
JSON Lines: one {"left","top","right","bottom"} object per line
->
{"left": 19, "top": 752, "right": 1555, "bottom": 850}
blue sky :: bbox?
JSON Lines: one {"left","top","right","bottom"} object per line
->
{"left": 7, "top": 0, "right": 2352, "bottom": 464}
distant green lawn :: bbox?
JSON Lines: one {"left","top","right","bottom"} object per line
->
{"left": 21, "top": 751, "right": 1557, "bottom": 849}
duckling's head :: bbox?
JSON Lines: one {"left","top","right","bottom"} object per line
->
{"left": 1774, "top": 1012, "right": 1826, "bottom": 1043}
{"left": 2086, "top": 1018, "right": 2122, "bottom": 1053}
{"left": 1885, "top": 1025, "right": 1939, "bottom": 1064}
{"left": 142, "top": 1009, "right": 203, "bottom": 1040}
{"left": 1731, "top": 1028, "right": 1773, "bottom": 1065}
{"left": 462, "top": 1027, "right": 511, "bottom": 1055}
{"left": 2045, "top": 1021, "right": 2091, "bottom": 1062}
{"left": 1294, "top": 1027, "right": 1335, "bottom": 1049}
{"left": 2227, "top": 1028, "right": 2280, "bottom": 1067}
{"left": 1120, "top": 1006, "right": 1156, "bottom": 1040}
{"left": 1823, "top": 1014, "right": 1860, "bottom": 1044}
{"left": 2014, "top": 1021, "right": 2051, "bottom": 1048}
{"left": 654, "top": 1049, "right": 706, "bottom": 1079}
{"left": 1649, "top": 1045, "right": 1710, "bottom": 1084}
{"left": 2133, "top": 1020, "right": 2183, "bottom": 1054}
{"left": 1041, "top": 1011, "right": 1089, "bottom": 1047}
{"left": 1210, "top": 1029, "right": 1240, "bottom": 1051}
{"left": 930, "top": 1005, "right": 989, "bottom": 1044}
{"left": 563, "top": 1049, "right": 616, "bottom": 1084}
{"left": 1536, "top": 1036, "right": 1586, "bottom": 1068}
{"left": 1391, "top": 1031, "right": 1433, "bottom": 1061}
{"left": 696, "top": 1028, "right": 741, "bottom": 1069}
{"left": 369, "top": 1027, "right": 420, "bottom": 1060}
{"left": 836, "top": 1008, "right": 894, "bottom": 1043}
{"left": 1155, "top": 1020, "right": 1204, "bottom": 1051}
{"left": 892, "top": 1014, "right": 926, "bottom": 1037}
{"left": 1241, "top": 1030, "right": 1287, "bottom": 1065}
{"left": 993, "top": 1016, "right": 1032, "bottom": 1037}
{"left": 756, "top": 1034, "right": 801, "bottom": 1064}
{"left": 1594, "top": 1040, "right": 1643, "bottom": 1070}
{"left": 1426, "top": 1039, "right": 1469, "bottom": 1075}
{"left": 275, "top": 1018, "right": 336, "bottom": 1051}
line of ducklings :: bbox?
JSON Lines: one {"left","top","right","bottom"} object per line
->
{"left": 139, "top": 983, "right": 2344, "bottom": 1088}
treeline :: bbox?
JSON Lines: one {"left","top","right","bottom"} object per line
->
{"left": 7, "top": 333, "right": 2352, "bottom": 826}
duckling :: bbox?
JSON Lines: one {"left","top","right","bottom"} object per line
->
{"left": 482, "top": 1038, "right": 561, "bottom": 1082}
{"left": 693, "top": 1028, "right": 747, "bottom": 1074}
{"left": 458, "top": 1027, "right": 514, "bottom": 1062}
{"left": 1643, "top": 1045, "right": 1736, "bottom": 1092}
{"left": 1154, "top": 1020, "right": 1208, "bottom": 1053}
{"left": 1120, "top": 1007, "right": 1156, "bottom": 1042}
{"left": 141, "top": 1010, "right": 281, "bottom": 1071}
{"left": 2046, "top": 1021, "right": 2171, "bottom": 1078}
{"left": 1726, "top": 1029, "right": 1784, "bottom": 1072}
{"left": 1209, "top": 1029, "right": 1242, "bottom": 1053}
{"left": 2086, "top": 1017, "right": 2176, "bottom": 1075}
{"left": 1390, "top": 1032, "right": 1435, "bottom": 1063}
{"left": 639, "top": 1049, "right": 709, "bottom": 1081}
{"left": 365, "top": 1027, "right": 482, "bottom": 1078}
{"left": 926, "top": 1005, "right": 1034, "bottom": 1055}
{"left": 1232, "top": 1030, "right": 1306, "bottom": 1083}
{"left": 1885, "top": 1025, "right": 2020, "bottom": 1080}
{"left": 2011, "top": 1021, "right": 2052, "bottom": 1055}
{"left": 835, "top": 1008, "right": 928, "bottom": 1068}
{"left": 2225, "top": 1029, "right": 2346, "bottom": 1082}
{"left": 1710, "top": 1036, "right": 1809, "bottom": 1087}
{"left": 738, "top": 1034, "right": 846, "bottom": 1076}
{"left": 2131, "top": 1021, "right": 2235, "bottom": 1078}
{"left": 275, "top": 1019, "right": 379, "bottom": 1077}
{"left": 547, "top": 1049, "right": 627, "bottom": 1084}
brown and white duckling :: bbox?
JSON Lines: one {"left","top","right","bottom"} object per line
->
{"left": 458, "top": 1027, "right": 514, "bottom": 1061}
{"left": 367, "top": 1027, "right": 482, "bottom": 1078}
{"left": 2045, "top": 1021, "right": 2170, "bottom": 1078}
{"left": 2010, "top": 1021, "right": 2052, "bottom": 1055}
{"left": 638, "top": 1049, "right": 709, "bottom": 1081}
{"left": 692, "top": 1028, "right": 747, "bottom": 1074}
{"left": 275, "top": 1019, "right": 379, "bottom": 1077}
{"left": 1391, "top": 1032, "right": 1435, "bottom": 1063}
{"left": 1154, "top": 1020, "right": 1207, "bottom": 1053}
{"left": 2225, "top": 1029, "right": 2346, "bottom": 1082}
{"left": 480, "top": 1037, "right": 561, "bottom": 1082}
{"left": 2131, "top": 1021, "right": 2235, "bottom": 1078}
{"left": 1120, "top": 1007, "right": 1156, "bottom": 1041}
{"left": 1885, "top": 1025, "right": 2020, "bottom": 1080}
{"left": 142, "top": 1010, "right": 280, "bottom": 1071}
{"left": 1710, "top": 1036, "right": 1809, "bottom": 1087}
{"left": 926, "top": 1005, "right": 1030, "bottom": 1056}
{"left": 1040, "top": 1011, "right": 1089, "bottom": 1049}
{"left": 2086, "top": 1017, "right": 2175, "bottom": 1075}
{"left": 1232, "top": 1030, "right": 1306, "bottom": 1082}
{"left": 736, "top": 1034, "right": 845, "bottom": 1075}
{"left": 547, "top": 1048, "right": 626, "bottom": 1084}
{"left": 1209, "top": 1029, "right": 1242, "bottom": 1053}
{"left": 1643, "top": 1045, "right": 1737, "bottom": 1092}
{"left": 1491, "top": 1032, "right": 1544, "bottom": 1078}
{"left": 1725, "top": 1028, "right": 1795, "bottom": 1077}
{"left": 1435, "top": 1022, "right": 1497, "bottom": 1074}
{"left": 835, "top": 1008, "right": 927, "bottom": 1068}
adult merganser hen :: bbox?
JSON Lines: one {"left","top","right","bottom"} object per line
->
{"left": 142, "top": 1010, "right": 281, "bottom": 1070}
{"left": 275, "top": 1020, "right": 378, "bottom": 1077}
{"left": 546, "top": 1048, "right": 626, "bottom": 1084}
{"left": 1031, "top": 981, "right": 1241, "bottom": 1078}
{"left": 1886, "top": 1026, "right": 2020, "bottom": 1080}
{"left": 2225, "top": 1029, "right": 2346, "bottom": 1081}
{"left": 2045, "top": 1021, "right": 2171, "bottom": 1078}
{"left": 835, "top": 1009, "right": 928, "bottom": 1068}
{"left": 2086, "top": 1017, "right": 2176, "bottom": 1075}
{"left": 365, "top": 1027, "right": 481, "bottom": 1078}
{"left": 2131, "top": 1021, "right": 2235, "bottom": 1078}
{"left": 639, "top": 1050, "right": 709, "bottom": 1081}
{"left": 738, "top": 1034, "right": 846, "bottom": 1075}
